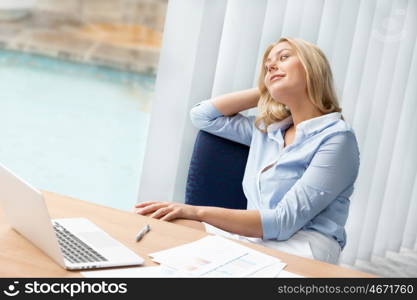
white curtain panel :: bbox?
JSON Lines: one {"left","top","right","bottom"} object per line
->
{"left": 212, "top": 0, "right": 267, "bottom": 97}
{"left": 204, "top": 0, "right": 417, "bottom": 266}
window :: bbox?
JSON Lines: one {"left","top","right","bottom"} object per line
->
{"left": 0, "top": 0, "right": 168, "bottom": 211}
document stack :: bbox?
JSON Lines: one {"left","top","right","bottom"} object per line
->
{"left": 83, "top": 235, "right": 298, "bottom": 278}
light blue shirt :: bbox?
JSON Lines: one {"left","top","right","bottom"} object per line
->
{"left": 190, "top": 100, "right": 360, "bottom": 249}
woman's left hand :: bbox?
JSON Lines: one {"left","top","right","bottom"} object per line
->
{"left": 133, "top": 201, "right": 199, "bottom": 222}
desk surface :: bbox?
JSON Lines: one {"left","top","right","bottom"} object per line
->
{"left": 0, "top": 191, "right": 373, "bottom": 277}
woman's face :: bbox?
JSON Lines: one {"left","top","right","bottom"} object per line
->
{"left": 264, "top": 42, "right": 307, "bottom": 103}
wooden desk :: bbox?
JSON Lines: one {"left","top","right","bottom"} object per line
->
{"left": 0, "top": 191, "right": 373, "bottom": 277}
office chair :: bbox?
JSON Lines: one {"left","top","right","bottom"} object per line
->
{"left": 185, "top": 130, "right": 249, "bottom": 209}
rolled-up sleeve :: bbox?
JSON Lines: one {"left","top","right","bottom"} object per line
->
{"left": 259, "top": 131, "right": 360, "bottom": 240}
{"left": 190, "top": 100, "right": 254, "bottom": 146}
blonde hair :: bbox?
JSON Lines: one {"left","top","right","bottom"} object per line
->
{"left": 255, "top": 37, "right": 342, "bottom": 132}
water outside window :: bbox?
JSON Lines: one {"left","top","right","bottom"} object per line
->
{"left": 0, "top": 0, "right": 167, "bottom": 211}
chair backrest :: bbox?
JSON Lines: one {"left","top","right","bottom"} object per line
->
{"left": 185, "top": 130, "right": 249, "bottom": 209}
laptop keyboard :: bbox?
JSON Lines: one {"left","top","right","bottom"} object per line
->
{"left": 53, "top": 222, "right": 108, "bottom": 264}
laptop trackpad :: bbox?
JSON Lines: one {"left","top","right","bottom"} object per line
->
{"left": 78, "top": 231, "right": 120, "bottom": 248}
{"left": 54, "top": 218, "right": 127, "bottom": 249}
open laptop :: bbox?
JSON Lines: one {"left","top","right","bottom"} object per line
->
{"left": 0, "top": 162, "right": 144, "bottom": 270}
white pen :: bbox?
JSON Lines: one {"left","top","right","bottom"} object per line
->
{"left": 135, "top": 224, "right": 151, "bottom": 242}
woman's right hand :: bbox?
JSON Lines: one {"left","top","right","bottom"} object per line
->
{"left": 211, "top": 87, "right": 259, "bottom": 116}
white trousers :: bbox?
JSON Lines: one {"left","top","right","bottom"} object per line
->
{"left": 203, "top": 222, "right": 341, "bottom": 264}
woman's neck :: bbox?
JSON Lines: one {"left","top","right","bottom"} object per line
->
{"left": 287, "top": 97, "right": 323, "bottom": 128}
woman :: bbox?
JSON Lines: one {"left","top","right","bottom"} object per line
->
{"left": 134, "top": 37, "right": 360, "bottom": 264}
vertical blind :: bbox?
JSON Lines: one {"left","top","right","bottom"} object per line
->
{"left": 197, "top": 0, "right": 417, "bottom": 266}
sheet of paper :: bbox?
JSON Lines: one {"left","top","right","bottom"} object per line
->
{"left": 81, "top": 262, "right": 290, "bottom": 278}
{"left": 249, "top": 262, "right": 287, "bottom": 278}
{"left": 150, "top": 235, "right": 282, "bottom": 277}
{"left": 202, "top": 253, "right": 282, "bottom": 277}
{"left": 276, "top": 270, "right": 304, "bottom": 278}
{"left": 150, "top": 236, "right": 247, "bottom": 276}
{"left": 81, "top": 265, "right": 185, "bottom": 278}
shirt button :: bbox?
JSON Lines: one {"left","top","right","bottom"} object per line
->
{"left": 320, "top": 191, "right": 324, "bottom": 196}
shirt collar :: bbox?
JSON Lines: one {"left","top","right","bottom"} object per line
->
{"left": 296, "top": 112, "right": 342, "bottom": 136}
{"left": 266, "top": 112, "right": 342, "bottom": 141}
{"left": 266, "top": 115, "right": 293, "bottom": 133}
{"left": 266, "top": 116, "right": 292, "bottom": 142}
